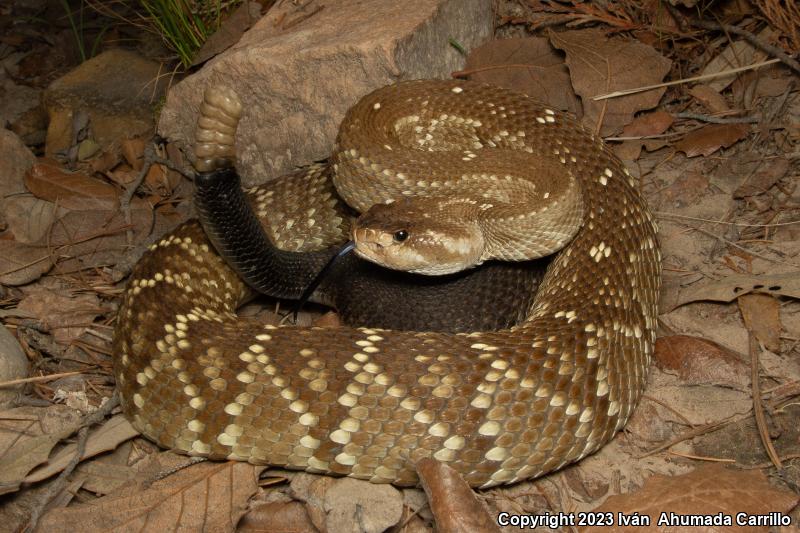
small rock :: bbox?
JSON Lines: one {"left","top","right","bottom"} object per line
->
{"left": 0, "top": 324, "right": 29, "bottom": 407}
{"left": 42, "top": 48, "right": 169, "bottom": 159}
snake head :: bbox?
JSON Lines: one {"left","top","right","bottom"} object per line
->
{"left": 352, "top": 198, "right": 485, "bottom": 276}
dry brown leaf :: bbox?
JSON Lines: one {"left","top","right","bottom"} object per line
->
{"left": 738, "top": 293, "right": 782, "bottom": 352}
{"left": 290, "top": 474, "right": 403, "bottom": 533}
{"left": 733, "top": 159, "right": 790, "bottom": 198}
{"left": 120, "top": 138, "right": 145, "bottom": 170}
{"left": 654, "top": 335, "right": 749, "bottom": 389}
{"left": 47, "top": 205, "right": 155, "bottom": 274}
{"left": 563, "top": 466, "right": 609, "bottom": 501}
{"left": 582, "top": 465, "right": 798, "bottom": 532}
{"left": 38, "top": 461, "right": 263, "bottom": 531}
{"left": 613, "top": 141, "right": 644, "bottom": 161}
{"left": 688, "top": 84, "right": 730, "bottom": 113}
{"left": 238, "top": 501, "right": 319, "bottom": 533}
{"left": 464, "top": 37, "right": 581, "bottom": 116}
{"left": 24, "top": 161, "right": 120, "bottom": 211}
{"left": 0, "top": 194, "right": 159, "bottom": 285}
{"left": 322, "top": 478, "right": 403, "bottom": 533}
{"left": 400, "top": 514, "right": 433, "bottom": 533}
{"left": 50, "top": 477, "right": 86, "bottom": 512}
{"left": 25, "top": 414, "right": 139, "bottom": 484}
{"left": 674, "top": 123, "right": 749, "bottom": 157}
{"left": 660, "top": 272, "right": 800, "bottom": 313}
{"left": 662, "top": 172, "right": 709, "bottom": 204}
{"left": 0, "top": 431, "right": 71, "bottom": 496}
{"left": 642, "top": 138, "right": 670, "bottom": 152}
{"left": 416, "top": 458, "right": 500, "bottom": 533}
{"left": 702, "top": 31, "right": 770, "bottom": 92}
{"left": 88, "top": 148, "right": 121, "bottom": 174}
{"left": 549, "top": 28, "right": 671, "bottom": 135}
{"left": 144, "top": 162, "right": 179, "bottom": 195}
{"left": 614, "top": 110, "right": 675, "bottom": 160}
{"left": 753, "top": 72, "right": 794, "bottom": 99}
{"left": 3, "top": 196, "right": 62, "bottom": 244}
{"left": 0, "top": 406, "right": 83, "bottom": 496}
{"left": 622, "top": 110, "right": 674, "bottom": 137}
{"left": 0, "top": 325, "right": 27, "bottom": 407}
{"left": 0, "top": 239, "right": 53, "bottom": 286}
{"left": 106, "top": 165, "right": 140, "bottom": 186}
{"left": 290, "top": 473, "right": 336, "bottom": 530}
{"left": 17, "top": 288, "right": 101, "bottom": 344}
{"left": 76, "top": 460, "right": 137, "bottom": 496}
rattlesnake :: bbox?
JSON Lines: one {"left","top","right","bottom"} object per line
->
{"left": 113, "top": 80, "right": 660, "bottom": 488}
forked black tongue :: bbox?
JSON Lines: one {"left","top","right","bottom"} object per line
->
{"left": 291, "top": 241, "right": 356, "bottom": 323}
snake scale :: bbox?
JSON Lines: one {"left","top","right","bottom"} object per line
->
{"left": 113, "top": 80, "right": 660, "bottom": 488}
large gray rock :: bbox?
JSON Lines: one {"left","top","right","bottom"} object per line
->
{"left": 158, "top": 0, "right": 492, "bottom": 186}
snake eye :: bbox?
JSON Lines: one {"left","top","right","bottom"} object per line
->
{"left": 393, "top": 230, "right": 409, "bottom": 242}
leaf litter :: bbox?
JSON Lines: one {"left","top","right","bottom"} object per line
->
{"left": 1, "top": 1, "right": 799, "bottom": 531}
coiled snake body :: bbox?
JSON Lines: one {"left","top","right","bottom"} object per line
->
{"left": 114, "top": 80, "right": 660, "bottom": 487}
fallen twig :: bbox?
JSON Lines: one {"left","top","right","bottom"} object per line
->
{"left": 24, "top": 392, "right": 120, "bottom": 532}
{"left": 642, "top": 394, "right": 693, "bottom": 426}
{"left": 688, "top": 17, "right": 800, "bottom": 75}
{"left": 663, "top": 2, "right": 800, "bottom": 74}
{"left": 639, "top": 413, "right": 751, "bottom": 457}
{"left": 675, "top": 112, "right": 760, "bottom": 124}
{"left": 656, "top": 212, "right": 800, "bottom": 228}
{"left": 667, "top": 450, "right": 736, "bottom": 463}
{"left": 670, "top": 220, "right": 800, "bottom": 268}
{"left": 742, "top": 328, "right": 783, "bottom": 470}
{"left": 119, "top": 139, "right": 194, "bottom": 247}
{"left": 738, "top": 454, "right": 800, "bottom": 470}
{"left": 0, "top": 370, "right": 89, "bottom": 388}
{"left": 25, "top": 427, "right": 89, "bottom": 533}
{"left": 592, "top": 58, "right": 781, "bottom": 100}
